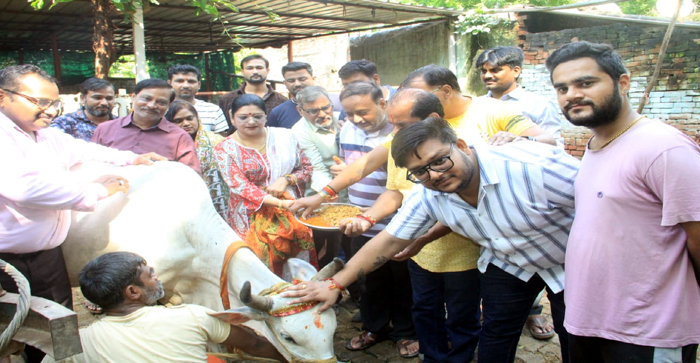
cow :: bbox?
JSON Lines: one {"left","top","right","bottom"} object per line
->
{"left": 60, "top": 161, "right": 338, "bottom": 362}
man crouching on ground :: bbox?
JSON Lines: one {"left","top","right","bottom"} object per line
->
{"left": 44, "top": 252, "right": 286, "bottom": 363}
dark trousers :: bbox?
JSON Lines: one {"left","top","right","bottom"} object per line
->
{"left": 313, "top": 229, "right": 345, "bottom": 269}
{"left": 352, "top": 235, "right": 416, "bottom": 342}
{"left": 570, "top": 335, "right": 699, "bottom": 363}
{"left": 479, "top": 263, "right": 568, "bottom": 363}
{"left": 0, "top": 246, "right": 73, "bottom": 362}
{"left": 408, "top": 260, "right": 481, "bottom": 363}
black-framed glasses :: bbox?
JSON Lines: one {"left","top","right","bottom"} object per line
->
{"left": 299, "top": 104, "right": 333, "bottom": 117}
{"left": 406, "top": 144, "right": 455, "bottom": 184}
{"left": 1, "top": 88, "right": 63, "bottom": 116}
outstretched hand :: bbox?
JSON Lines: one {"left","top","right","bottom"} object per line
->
{"left": 281, "top": 281, "right": 340, "bottom": 313}
{"left": 487, "top": 131, "right": 519, "bottom": 146}
{"left": 288, "top": 194, "right": 325, "bottom": 219}
{"left": 132, "top": 152, "right": 167, "bottom": 165}
{"left": 93, "top": 174, "right": 129, "bottom": 196}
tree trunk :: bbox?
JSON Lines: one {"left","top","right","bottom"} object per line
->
{"left": 92, "top": 0, "right": 116, "bottom": 79}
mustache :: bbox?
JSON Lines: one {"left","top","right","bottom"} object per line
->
{"left": 565, "top": 100, "right": 594, "bottom": 111}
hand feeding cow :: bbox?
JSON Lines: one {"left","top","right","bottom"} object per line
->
{"left": 61, "top": 161, "right": 338, "bottom": 362}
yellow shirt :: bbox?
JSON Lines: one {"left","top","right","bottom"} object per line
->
{"left": 448, "top": 97, "right": 536, "bottom": 145}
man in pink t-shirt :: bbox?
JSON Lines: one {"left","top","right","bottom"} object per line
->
{"left": 547, "top": 41, "right": 700, "bottom": 362}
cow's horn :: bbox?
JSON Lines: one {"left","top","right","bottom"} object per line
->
{"left": 310, "top": 257, "right": 345, "bottom": 282}
{"left": 240, "top": 281, "right": 273, "bottom": 312}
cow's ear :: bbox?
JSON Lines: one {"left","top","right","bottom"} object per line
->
{"left": 208, "top": 307, "right": 269, "bottom": 324}
{"left": 284, "top": 256, "right": 317, "bottom": 282}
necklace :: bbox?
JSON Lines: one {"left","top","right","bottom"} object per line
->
{"left": 589, "top": 115, "right": 646, "bottom": 151}
{"left": 234, "top": 129, "right": 267, "bottom": 153}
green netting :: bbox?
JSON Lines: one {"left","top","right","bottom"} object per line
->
{"left": 0, "top": 50, "right": 237, "bottom": 92}
{"left": 146, "top": 51, "right": 238, "bottom": 91}
{"left": 0, "top": 50, "right": 95, "bottom": 86}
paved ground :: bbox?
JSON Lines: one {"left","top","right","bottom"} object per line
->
{"left": 71, "top": 289, "right": 699, "bottom": 363}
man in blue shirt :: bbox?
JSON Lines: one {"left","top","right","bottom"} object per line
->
{"left": 265, "top": 62, "right": 316, "bottom": 129}
{"left": 51, "top": 77, "right": 116, "bottom": 141}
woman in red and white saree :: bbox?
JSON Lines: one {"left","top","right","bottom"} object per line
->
{"left": 214, "top": 94, "right": 318, "bottom": 276}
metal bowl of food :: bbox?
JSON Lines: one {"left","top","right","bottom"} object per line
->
{"left": 295, "top": 203, "right": 363, "bottom": 231}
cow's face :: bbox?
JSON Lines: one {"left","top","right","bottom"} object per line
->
{"left": 210, "top": 291, "right": 337, "bottom": 362}
{"left": 211, "top": 258, "right": 344, "bottom": 362}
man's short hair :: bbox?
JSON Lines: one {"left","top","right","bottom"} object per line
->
{"left": 400, "top": 64, "right": 461, "bottom": 93}
{"left": 338, "top": 60, "right": 378, "bottom": 81}
{"left": 79, "top": 252, "right": 147, "bottom": 310}
{"left": 133, "top": 78, "right": 175, "bottom": 102}
{"left": 0, "top": 64, "right": 55, "bottom": 91}
{"left": 389, "top": 88, "right": 445, "bottom": 119}
{"left": 546, "top": 41, "right": 628, "bottom": 82}
{"left": 241, "top": 54, "right": 269, "bottom": 69}
{"left": 392, "top": 117, "right": 458, "bottom": 168}
{"left": 339, "top": 81, "right": 383, "bottom": 103}
{"left": 80, "top": 77, "right": 115, "bottom": 96}
{"left": 282, "top": 62, "right": 313, "bottom": 77}
{"left": 476, "top": 46, "right": 524, "bottom": 70}
{"left": 167, "top": 64, "right": 201, "bottom": 81}
{"left": 296, "top": 86, "right": 330, "bottom": 106}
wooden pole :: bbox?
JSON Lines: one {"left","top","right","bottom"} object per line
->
{"left": 637, "top": 0, "right": 683, "bottom": 113}
{"left": 287, "top": 40, "right": 293, "bottom": 62}
{"left": 51, "top": 34, "right": 62, "bottom": 83}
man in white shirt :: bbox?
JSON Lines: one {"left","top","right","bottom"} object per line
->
{"left": 477, "top": 46, "right": 563, "bottom": 147}
{"left": 0, "top": 64, "right": 163, "bottom": 362}
{"left": 45, "top": 252, "right": 285, "bottom": 363}
{"left": 168, "top": 64, "right": 228, "bottom": 135}
{"left": 285, "top": 117, "right": 580, "bottom": 363}
{"left": 477, "top": 45, "right": 563, "bottom": 340}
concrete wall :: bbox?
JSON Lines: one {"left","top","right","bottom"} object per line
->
{"left": 251, "top": 34, "right": 350, "bottom": 94}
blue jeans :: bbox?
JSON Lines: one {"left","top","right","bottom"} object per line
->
{"left": 479, "top": 263, "right": 569, "bottom": 363}
{"left": 408, "top": 260, "right": 481, "bottom": 363}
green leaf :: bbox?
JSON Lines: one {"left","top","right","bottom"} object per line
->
{"left": 30, "top": 0, "right": 44, "bottom": 10}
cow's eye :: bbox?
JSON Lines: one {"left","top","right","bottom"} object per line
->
{"left": 280, "top": 333, "right": 297, "bottom": 344}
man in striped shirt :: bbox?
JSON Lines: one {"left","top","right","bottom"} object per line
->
{"left": 285, "top": 116, "right": 580, "bottom": 363}
{"left": 337, "top": 81, "right": 418, "bottom": 356}
{"left": 167, "top": 65, "right": 229, "bottom": 135}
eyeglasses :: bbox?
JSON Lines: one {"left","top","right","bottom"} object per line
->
{"left": 234, "top": 113, "right": 266, "bottom": 123}
{"left": 430, "top": 86, "right": 443, "bottom": 94}
{"left": 406, "top": 144, "right": 455, "bottom": 184}
{"left": 299, "top": 104, "right": 333, "bottom": 117}
{"left": 1, "top": 88, "right": 63, "bottom": 116}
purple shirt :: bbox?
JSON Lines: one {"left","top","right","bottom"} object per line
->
{"left": 565, "top": 120, "right": 700, "bottom": 347}
{"left": 91, "top": 114, "right": 201, "bottom": 174}
{"left": 0, "top": 111, "right": 137, "bottom": 254}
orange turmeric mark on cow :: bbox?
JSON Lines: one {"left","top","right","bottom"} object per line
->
{"left": 314, "top": 313, "right": 324, "bottom": 329}
{"left": 305, "top": 325, "right": 309, "bottom": 329}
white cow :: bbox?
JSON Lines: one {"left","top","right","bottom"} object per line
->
{"left": 61, "top": 161, "right": 338, "bottom": 362}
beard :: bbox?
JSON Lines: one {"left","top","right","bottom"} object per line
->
{"left": 245, "top": 75, "right": 265, "bottom": 85}
{"left": 563, "top": 84, "right": 622, "bottom": 128}
{"left": 143, "top": 280, "right": 165, "bottom": 305}
{"left": 85, "top": 104, "right": 111, "bottom": 118}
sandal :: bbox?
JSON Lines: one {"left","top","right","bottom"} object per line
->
{"left": 83, "top": 299, "right": 104, "bottom": 314}
{"left": 526, "top": 314, "right": 555, "bottom": 340}
{"left": 395, "top": 339, "right": 419, "bottom": 358}
{"left": 345, "top": 331, "right": 385, "bottom": 351}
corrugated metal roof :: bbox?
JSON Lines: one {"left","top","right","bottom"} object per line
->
{"left": 0, "top": 0, "right": 462, "bottom": 53}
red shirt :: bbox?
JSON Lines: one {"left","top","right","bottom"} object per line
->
{"left": 91, "top": 114, "right": 201, "bottom": 174}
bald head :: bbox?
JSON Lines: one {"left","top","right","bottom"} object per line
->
{"left": 386, "top": 88, "right": 444, "bottom": 132}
